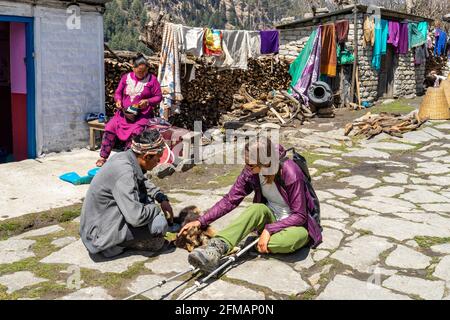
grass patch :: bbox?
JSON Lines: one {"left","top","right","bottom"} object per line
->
{"left": 369, "top": 100, "right": 417, "bottom": 114}
{"left": 213, "top": 167, "right": 243, "bottom": 187}
{"left": 300, "top": 288, "right": 317, "bottom": 300}
{"left": 302, "top": 152, "right": 326, "bottom": 167}
{"left": 357, "top": 229, "right": 373, "bottom": 236}
{"left": 0, "top": 258, "right": 66, "bottom": 280}
{"left": 414, "top": 236, "right": 450, "bottom": 249}
{"left": 80, "top": 261, "right": 148, "bottom": 292}
{"left": 0, "top": 204, "right": 82, "bottom": 240}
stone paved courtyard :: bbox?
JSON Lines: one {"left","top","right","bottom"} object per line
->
{"left": 1, "top": 117, "right": 450, "bottom": 300}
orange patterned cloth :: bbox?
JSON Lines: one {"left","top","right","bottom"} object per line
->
{"left": 320, "top": 24, "right": 337, "bottom": 77}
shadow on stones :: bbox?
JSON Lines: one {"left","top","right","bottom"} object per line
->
{"left": 88, "top": 242, "right": 177, "bottom": 262}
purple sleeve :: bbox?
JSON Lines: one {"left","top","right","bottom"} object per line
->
{"left": 148, "top": 77, "right": 163, "bottom": 106}
{"left": 199, "top": 168, "right": 254, "bottom": 228}
{"left": 264, "top": 169, "right": 308, "bottom": 235}
{"left": 140, "top": 76, "right": 163, "bottom": 116}
{"left": 114, "top": 74, "right": 127, "bottom": 103}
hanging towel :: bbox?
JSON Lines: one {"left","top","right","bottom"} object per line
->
{"left": 320, "top": 24, "right": 337, "bottom": 77}
{"left": 247, "top": 31, "right": 261, "bottom": 58}
{"left": 409, "top": 22, "right": 428, "bottom": 49}
{"left": 397, "top": 22, "right": 409, "bottom": 54}
{"left": 179, "top": 26, "right": 204, "bottom": 56}
{"left": 214, "top": 30, "right": 250, "bottom": 70}
{"left": 204, "top": 28, "right": 223, "bottom": 56}
{"left": 293, "top": 27, "right": 322, "bottom": 104}
{"left": 388, "top": 21, "right": 400, "bottom": 48}
{"left": 363, "top": 16, "right": 375, "bottom": 47}
{"left": 158, "top": 23, "right": 183, "bottom": 118}
{"left": 260, "top": 30, "right": 279, "bottom": 54}
{"left": 335, "top": 20, "right": 349, "bottom": 43}
{"left": 288, "top": 29, "right": 318, "bottom": 95}
{"left": 372, "top": 19, "right": 389, "bottom": 70}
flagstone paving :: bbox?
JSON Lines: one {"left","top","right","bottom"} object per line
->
{"left": 1, "top": 122, "right": 450, "bottom": 300}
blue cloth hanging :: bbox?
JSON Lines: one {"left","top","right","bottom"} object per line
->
{"left": 372, "top": 19, "right": 389, "bottom": 70}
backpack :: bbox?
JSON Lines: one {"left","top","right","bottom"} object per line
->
{"left": 275, "top": 147, "right": 322, "bottom": 229}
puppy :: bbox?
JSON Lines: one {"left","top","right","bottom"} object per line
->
{"left": 174, "top": 206, "right": 216, "bottom": 252}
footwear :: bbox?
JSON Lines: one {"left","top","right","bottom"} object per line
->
{"left": 123, "top": 236, "right": 166, "bottom": 252}
{"left": 188, "top": 238, "right": 229, "bottom": 273}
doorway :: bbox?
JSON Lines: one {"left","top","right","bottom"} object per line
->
{"left": 0, "top": 22, "right": 12, "bottom": 162}
{"left": 377, "top": 44, "right": 397, "bottom": 99}
{"left": 0, "top": 16, "right": 35, "bottom": 163}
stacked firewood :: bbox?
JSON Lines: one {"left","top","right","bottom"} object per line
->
{"left": 171, "top": 57, "right": 291, "bottom": 130}
{"left": 223, "top": 85, "right": 314, "bottom": 125}
{"left": 344, "top": 110, "right": 427, "bottom": 139}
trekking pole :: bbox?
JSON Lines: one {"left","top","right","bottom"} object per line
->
{"left": 177, "top": 238, "right": 260, "bottom": 300}
{"left": 123, "top": 266, "right": 200, "bottom": 300}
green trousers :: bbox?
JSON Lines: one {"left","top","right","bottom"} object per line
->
{"left": 216, "top": 203, "right": 309, "bottom": 254}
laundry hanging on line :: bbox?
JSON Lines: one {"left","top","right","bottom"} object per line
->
{"left": 203, "top": 28, "right": 223, "bottom": 56}
{"left": 408, "top": 21, "right": 428, "bottom": 50}
{"left": 291, "top": 27, "right": 322, "bottom": 104}
{"left": 372, "top": 18, "right": 389, "bottom": 70}
{"left": 363, "top": 15, "right": 375, "bottom": 47}
{"left": 260, "top": 30, "right": 280, "bottom": 54}
{"left": 320, "top": 23, "right": 337, "bottom": 77}
{"left": 335, "top": 20, "right": 349, "bottom": 44}
{"left": 434, "top": 29, "right": 448, "bottom": 56}
{"left": 158, "top": 23, "right": 183, "bottom": 119}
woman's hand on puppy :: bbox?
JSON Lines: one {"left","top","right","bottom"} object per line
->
{"left": 178, "top": 220, "right": 201, "bottom": 236}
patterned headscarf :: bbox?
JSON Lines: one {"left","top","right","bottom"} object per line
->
{"left": 131, "top": 134, "right": 165, "bottom": 155}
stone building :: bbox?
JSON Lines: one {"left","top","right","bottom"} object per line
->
{"left": 276, "top": 5, "right": 433, "bottom": 106}
{"left": 0, "top": 0, "right": 108, "bottom": 162}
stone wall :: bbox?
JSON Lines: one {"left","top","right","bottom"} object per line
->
{"left": 278, "top": 12, "right": 358, "bottom": 63}
{"left": 278, "top": 12, "right": 429, "bottom": 103}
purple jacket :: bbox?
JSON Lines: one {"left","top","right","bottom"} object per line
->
{"left": 199, "top": 145, "right": 323, "bottom": 248}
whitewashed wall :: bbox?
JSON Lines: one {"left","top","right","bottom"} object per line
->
{"left": 0, "top": 1, "right": 105, "bottom": 156}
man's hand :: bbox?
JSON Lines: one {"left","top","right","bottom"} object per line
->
{"left": 160, "top": 201, "right": 174, "bottom": 225}
{"left": 177, "top": 220, "right": 201, "bottom": 237}
{"left": 257, "top": 229, "right": 271, "bottom": 254}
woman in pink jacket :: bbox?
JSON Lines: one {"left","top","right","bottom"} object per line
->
{"left": 96, "top": 54, "right": 163, "bottom": 167}
{"left": 178, "top": 138, "right": 322, "bottom": 272}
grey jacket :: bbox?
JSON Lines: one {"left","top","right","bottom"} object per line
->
{"left": 80, "top": 149, "right": 167, "bottom": 254}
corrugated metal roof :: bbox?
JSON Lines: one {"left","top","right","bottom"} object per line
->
{"left": 276, "top": 4, "right": 433, "bottom": 29}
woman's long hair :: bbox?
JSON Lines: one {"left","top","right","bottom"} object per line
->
{"left": 244, "top": 137, "right": 279, "bottom": 184}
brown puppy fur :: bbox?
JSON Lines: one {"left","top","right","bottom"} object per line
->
{"left": 174, "top": 206, "right": 216, "bottom": 252}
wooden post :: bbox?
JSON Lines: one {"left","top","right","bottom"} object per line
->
{"left": 350, "top": 4, "right": 358, "bottom": 103}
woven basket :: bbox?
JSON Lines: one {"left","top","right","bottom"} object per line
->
{"left": 442, "top": 79, "right": 450, "bottom": 108}
{"left": 419, "top": 86, "right": 450, "bottom": 120}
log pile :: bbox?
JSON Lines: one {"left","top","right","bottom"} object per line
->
{"left": 222, "top": 85, "right": 315, "bottom": 125}
{"left": 171, "top": 57, "right": 291, "bottom": 130}
{"left": 344, "top": 110, "right": 427, "bottom": 139}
